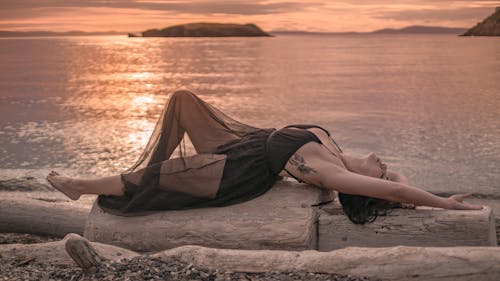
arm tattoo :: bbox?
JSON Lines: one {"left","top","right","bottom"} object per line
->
{"left": 289, "top": 154, "right": 317, "bottom": 174}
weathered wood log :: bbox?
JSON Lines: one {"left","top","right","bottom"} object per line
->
{"left": 2, "top": 236, "right": 499, "bottom": 281}
{"left": 152, "top": 244, "right": 500, "bottom": 281}
{"left": 0, "top": 234, "right": 139, "bottom": 266}
{"left": 0, "top": 197, "right": 90, "bottom": 237}
{"left": 468, "top": 197, "right": 500, "bottom": 245}
{"left": 84, "top": 181, "right": 333, "bottom": 252}
{"left": 3, "top": 186, "right": 496, "bottom": 253}
{"left": 318, "top": 201, "right": 497, "bottom": 250}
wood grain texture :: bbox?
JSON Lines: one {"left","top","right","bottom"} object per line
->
{"left": 318, "top": 201, "right": 497, "bottom": 250}
{"left": 0, "top": 234, "right": 139, "bottom": 266}
{"left": 152, "top": 244, "right": 500, "bottom": 281}
{"left": 3, "top": 237, "right": 499, "bottom": 281}
{"left": 84, "top": 181, "right": 333, "bottom": 252}
{"left": 0, "top": 197, "right": 90, "bottom": 236}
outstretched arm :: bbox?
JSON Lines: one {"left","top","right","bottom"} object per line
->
{"left": 385, "top": 169, "right": 414, "bottom": 208}
{"left": 285, "top": 142, "right": 483, "bottom": 210}
{"left": 320, "top": 170, "right": 482, "bottom": 210}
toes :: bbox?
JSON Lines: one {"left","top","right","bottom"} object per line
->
{"left": 48, "top": 171, "right": 61, "bottom": 179}
{"left": 401, "top": 203, "right": 416, "bottom": 209}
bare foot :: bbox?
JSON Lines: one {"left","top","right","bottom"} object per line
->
{"left": 400, "top": 202, "right": 416, "bottom": 209}
{"left": 46, "top": 171, "right": 82, "bottom": 200}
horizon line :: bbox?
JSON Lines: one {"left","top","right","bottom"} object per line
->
{"left": 0, "top": 24, "right": 469, "bottom": 35}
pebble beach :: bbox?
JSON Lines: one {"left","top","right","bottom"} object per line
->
{"left": 1, "top": 234, "right": 377, "bottom": 281}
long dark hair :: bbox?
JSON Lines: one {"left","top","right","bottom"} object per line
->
{"left": 338, "top": 192, "right": 401, "bottom": 224}
{"left": 325, "top": 136, "right": 400, "bottom": 224}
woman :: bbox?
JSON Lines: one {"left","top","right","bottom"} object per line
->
{"left": 47, "top": 90, "right": 483, "bottom": 225}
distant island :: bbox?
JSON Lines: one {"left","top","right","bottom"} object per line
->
{"left": 271, "top": 25, "right": 467, "bottom": 35}
{"left": 130, "top": 23, "right": 270, "bottom": 37}
{"left": 462, "top": 7, "right": 500, "bottom": 36}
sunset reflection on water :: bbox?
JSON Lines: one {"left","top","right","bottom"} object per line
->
{"left": 0, "top": 35, "right": 499, "bottom": 196}
{"left": 127, "top": 95, "right": 158, "bottom": 148}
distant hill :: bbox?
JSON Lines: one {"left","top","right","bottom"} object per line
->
{"left": 0, "top": 24, "right": 470, "bottom": 38}
{"left": 270, "top": 30, "right": 360, "bottom": 36}
{"left": 0, "top": 30, "right": 123, "bottom": 37}
{"left": 271, "top": 25, "right": 467, "bottom": 36}
{"left": 462, "top": 7, "right": 500, "bottom": 36}
{"left": 135, "top": 23, "right": 270, "bottom": 37}
{"left": 372, "top": 25, "right": 467, "bottom": 34}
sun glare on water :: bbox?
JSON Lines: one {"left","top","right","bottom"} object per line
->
{"left": 126, "top": 95, "right": 158, "bottom": 147}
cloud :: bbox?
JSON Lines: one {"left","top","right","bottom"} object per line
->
{"left": 0, "top": 0, "right": 319, "bottom": 16}
{"left": 0, "top": 0, "right": 497, "bottom": 32}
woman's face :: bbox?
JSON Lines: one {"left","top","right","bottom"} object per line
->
{"left": 360, "top": 152, "right": 387, "bottom": 178}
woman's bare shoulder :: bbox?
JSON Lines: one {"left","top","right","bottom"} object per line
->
{"left": 285, "top": 143, "right": 403, "bottom": 199}
{"left": 284, "top": 142, "right": 346, "bottom": 186}
{"left": 306, "top": 127, "right": 343, "bottom": 157}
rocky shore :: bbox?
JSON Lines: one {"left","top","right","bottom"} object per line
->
{"left": 462, "top": 7, "right": 500, "bottom": 36}
{"left": 1, "top": 257, "right": 376, "bottom": 281}
{"left": 0, "top": 232, "right": 59, "bottom": 244}
{"left": 0, "top": 235, "right": 376, "bottom": 281}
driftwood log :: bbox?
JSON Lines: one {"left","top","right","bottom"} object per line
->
{"left": 318, "top": 202, "right": 497, "bottom": 250}
{"left": 84, "top": 181, "right": 496, "bottom": 251}
{"left": 0, "top": 197, "right": 90, "bottom": 236}
{"left": 1, "top": 183, "right": 497, "bottom": 252}
{"left": 1, "top": 234, "right": 499, "bottom": 281}
{"left": 152, "top": 244, "right": 500, "bottom": 281}
{"left": 0, "top": 234, "right": 139, "bottom": 266}
{"left": 84, "top": 181, "right": 333, "bottom": 252}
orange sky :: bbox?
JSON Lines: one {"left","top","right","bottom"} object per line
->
{"left": 0, "top": 0, "right": 498, "bottom": 32}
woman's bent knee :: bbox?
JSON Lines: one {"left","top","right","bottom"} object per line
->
{"left": 172, "top": 89, "right": 196, "bottom": 101}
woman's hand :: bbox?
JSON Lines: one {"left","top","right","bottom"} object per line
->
{"left": 445, "top": 194, "right": 483, "bottom": 210}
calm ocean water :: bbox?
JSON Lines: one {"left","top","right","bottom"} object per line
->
{"left": 0, "top": 34, "right": 498, "bottom": 196}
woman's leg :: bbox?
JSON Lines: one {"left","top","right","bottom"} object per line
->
{"left": 129, "top": 89, "right": 249, "bottom": 172}
{"left": 47, "top": 90, "right": 249, "bottom": 200}
{"left": 151, "top": 90, "right": 242, "bottom": 158}
{"left": 46, "top": 152, "right": 227, "bottom": 201}
{"left": 46, "top": 171, "right": 124, "bottom": 200}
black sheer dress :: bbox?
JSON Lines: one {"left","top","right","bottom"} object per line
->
{"left": 98, "top": 90, "right": 336, "bottom": 215}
